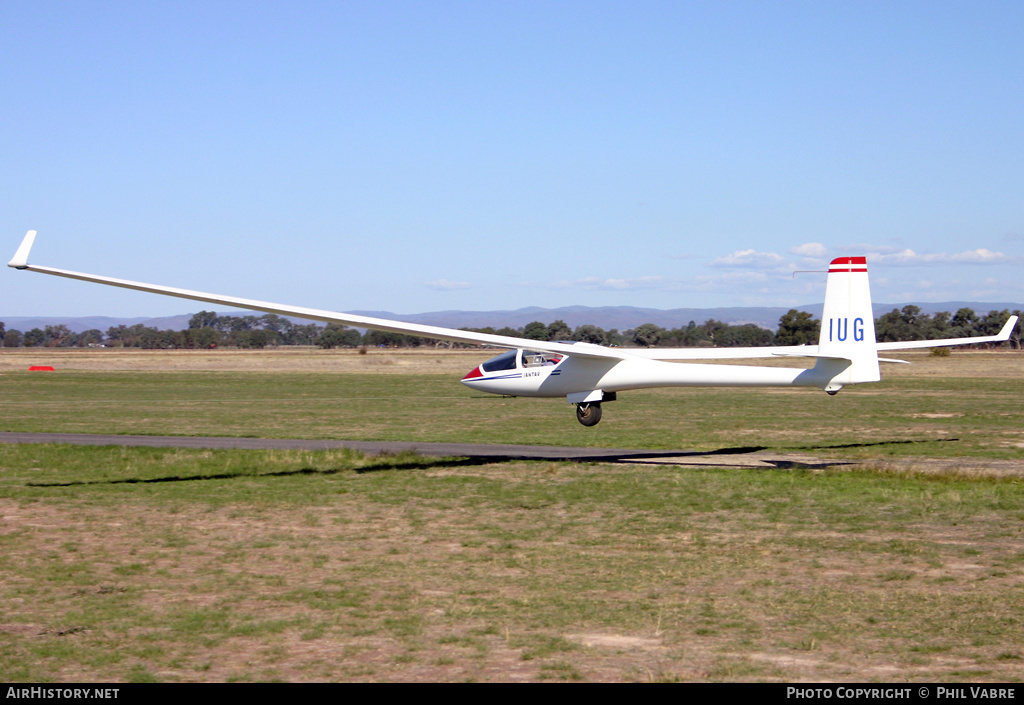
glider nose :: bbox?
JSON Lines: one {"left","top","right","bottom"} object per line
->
{"left": 462, "top": 365, "right": 483, "bottom": 382}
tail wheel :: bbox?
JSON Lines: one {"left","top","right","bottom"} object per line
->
{"left": 576, "top": 402, "right": 602, "bottom": 427}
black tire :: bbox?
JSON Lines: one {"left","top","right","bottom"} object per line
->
{"left": 576, "top": 402, "right": 602, "bottom": 427}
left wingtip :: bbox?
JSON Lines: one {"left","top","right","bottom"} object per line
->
{"left": 8, "top": 230, "right": 37, "bottom": 269}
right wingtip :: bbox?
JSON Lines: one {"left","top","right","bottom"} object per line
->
{"left": 8, "top": 230, "right": 37, "bottom": 269}
{"left": 1001, "top": 314, "right": 1020, "bottom": 340}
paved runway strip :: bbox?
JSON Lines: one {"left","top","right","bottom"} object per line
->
{"left": 0, "top": 431, "right": 847, "bottom": 469}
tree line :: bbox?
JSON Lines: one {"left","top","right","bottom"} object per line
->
{"left": 0, "top": 306, "right": 1020, "bottom": 350}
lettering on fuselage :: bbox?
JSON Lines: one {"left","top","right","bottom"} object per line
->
{"left": 828, "top": 317, "right": 865, "bottom": 343}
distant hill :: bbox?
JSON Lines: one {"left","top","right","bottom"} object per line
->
{"left": 350, "top": 301, "right": 1022, "bottom": 332}
{"left": 0, "top": 314, "right": 194, "bottom": 334}
{"left": 2, "top": 301, "right": 1021, "bottom": 334}
{"left": 347, "top": 306, "right": 804, "bottom": 332}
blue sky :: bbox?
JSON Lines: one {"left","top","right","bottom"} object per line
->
{"left": 3, "top": 1, "right": 1022, "bottom": 318}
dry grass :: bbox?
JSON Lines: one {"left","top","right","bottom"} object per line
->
{"left": 3, "top": 450, "right": 1024, "bottom": 683}
{"left": 0, "top": 347, "right": 485, "bottom": 374}
{"left": 3, "top": 452, "right": 1024, "bottom": 683}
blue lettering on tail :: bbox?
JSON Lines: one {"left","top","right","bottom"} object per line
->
{"left": 830, "top": 317, "right": 865, "bottom": 342}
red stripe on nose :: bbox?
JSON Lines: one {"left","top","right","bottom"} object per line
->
{"left": 462, "top": 366, "right": 483, "bottom": 380}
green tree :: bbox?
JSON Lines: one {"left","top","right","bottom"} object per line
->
{"left": 523, "top": 321, "right": 548, "bottom": 340}
{"left": 547, "top": 320, "right": 572, "bottom": 341}
{"left": 950, "top": 308, "right": 978, "bottom": 338}
{"left": 233, "top": 329, "right": 274, "bottom": 349}
{"left": 189, "top": 311, "right": 219, "bottom": 329}
{"left": 284, "top": 324, "right": 323, "bottom": 345}
{"left": 182, "top": 327, "right": 221, "bottom": 348}
{"left": 700, "top": 319, "right": 729, "bottom": 345}
{"left": 631, "top": 323, "right": 663, "bottom": 347}
{"left": 107, "top": 324, "right": 162, "bottom": 348}
{"left": 138, "top": 327, "right": 165, "bottom": 349}
{"left": 4, "top": 329, "right": 21, "bottom": 347}
{"left": 776, "top": 310, "right": 819, "bottom": 345}
{"left": 573, "top": 324, "right": 607, "bottom": 344}
{"left": 875, "top": 309, "right": 909, "bottom": 342}
{"left": 227, "top": 315, "right": 259, "bottom": 333}
{"left": 76, "top": 329, "right": 104, "bottom": 347}
{"left": 43, "top": 325, "right": 73, "bottom": 347}
{"left": 365, "top": 330, "right": 424, "bottom": 347}
{"left": 317, "top": 324, "right": 362, "bottom": 349}
{"left": 259, "top": 314, "right": 293, "bottom": 337}
{"left": 978, "top": 309, "right": 1011, "bottom": 337}
{"left": 899, "top": 305, "right": 923, "bottom": 331}
{"left": 1010, "top": 310, "right": 1023, "bottom": 349}
{"left": 23, "top": 328, "right": 45, "bottom": 347}
{"left": 664, "top": 321, "right": 709, "bottom": 347}
{"left": 719, "top": 323, "right": 774, "bottom": 347}
{"left": 105, "top": 325, "right": 128, "bottom": 346}
{"left": 924, "top": 311, "right": 951, "bottom": 339}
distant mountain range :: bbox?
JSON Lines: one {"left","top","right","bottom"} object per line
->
{"left": 3, "top": 301, "right": 1021, "bottom": 334}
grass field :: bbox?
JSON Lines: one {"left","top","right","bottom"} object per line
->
{"left": 1, "top": 347, "right": 1023, "bottom": 682}
{"left": 2, "top": 347, "right": 1023, "bottom": 458}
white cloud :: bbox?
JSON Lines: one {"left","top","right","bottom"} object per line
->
{"left": 426, "top": 279, "right": 471, "bottom": 290}
{"left": 789, "top": 242, "right": 828, "bottom": 258}
{"left": 602, "top": 279, "right": 632, "bottom": 290}
{"left": 662, "top": 269, "right": 775, "bottom": 294}
{"left": 711, "top": 249, "right": 790, "bottom": 270}
{"left": 553, "top": 275, "right": 664, "bottom": 291}
{"left": 840, "top": 243, "right": 906, "bottom": 255}
{"left": 867, "top": 248, "right": 1017, "bottom": 265}
{"left": 949, "top": 249, "right": 1011, "bottom": 264}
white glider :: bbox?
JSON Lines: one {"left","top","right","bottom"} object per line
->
{"left": 9, "top": 230, "right": 1017, "bottom": 426}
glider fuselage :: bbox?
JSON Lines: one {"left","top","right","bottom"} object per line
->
{"left": 461, "top": 348, "right": 838, "bottom": 398}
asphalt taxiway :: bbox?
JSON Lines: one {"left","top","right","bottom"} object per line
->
{"left": 0, "top": 432, "right": 847, "bottom": 469}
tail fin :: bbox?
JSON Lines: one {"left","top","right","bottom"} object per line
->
{"left": 813, "top": 256, "right": 880, "bottom": 391}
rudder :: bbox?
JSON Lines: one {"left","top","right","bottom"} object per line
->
{"left": 814, "top": 256, "right": 880, "bottom": 389}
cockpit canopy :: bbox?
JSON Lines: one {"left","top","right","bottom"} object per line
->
{"left": 522, "top": 350, "right": 563, "bottom": 367}
{"left": 480, "top": 349, "right": 563, "bottom": 372}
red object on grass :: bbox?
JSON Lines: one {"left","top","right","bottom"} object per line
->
{"left": 28, "top": 366, "right": 55, "bottom": 371}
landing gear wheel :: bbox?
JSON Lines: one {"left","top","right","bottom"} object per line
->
{"left": 576, "top": 402, "right": 602, "bottom": 427}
